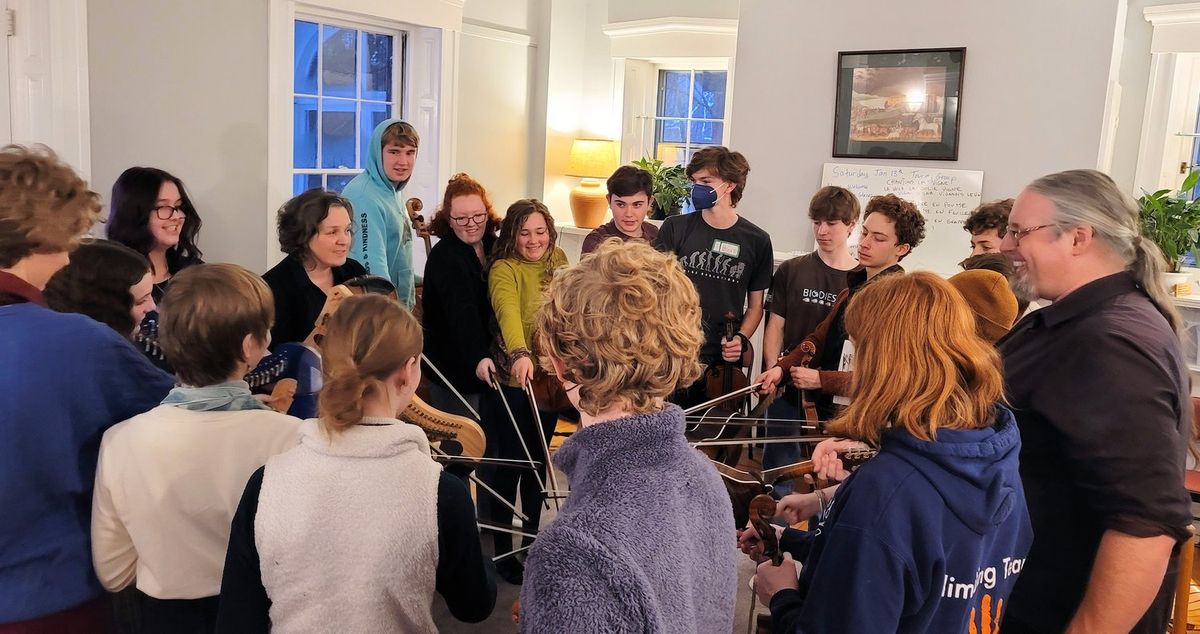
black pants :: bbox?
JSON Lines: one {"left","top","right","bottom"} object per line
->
{"left": 139, "top": 592, "right": 219, "bottom": 634}
{"left": 480, "top": 383, "right": 557, "bottom": 556}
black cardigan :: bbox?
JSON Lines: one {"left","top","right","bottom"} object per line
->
{"left": 421, "top": 231, "right": 495, "bottom": 393}
{"left": 261, "top": 255, "right": 366, "bottom": 349}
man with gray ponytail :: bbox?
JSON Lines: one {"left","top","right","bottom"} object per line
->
{"left": 997, "top": 169, "right": 1191, "bottom": 634}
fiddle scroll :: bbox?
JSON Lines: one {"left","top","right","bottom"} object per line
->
{"left": 749, "top": 494, "right": 782, "bottom": 566}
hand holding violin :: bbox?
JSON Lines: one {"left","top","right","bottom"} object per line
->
{"left": 753, "top": 552, "right": 800, "bottom": 605}
{"left": 737, "top": 523, "right": 785, "bottom": 564}
{"left": 721, "top": 334, "right": 744, "bottom": 363}
{"left": 789, "top": 366, "right": 821, "bottom": 390}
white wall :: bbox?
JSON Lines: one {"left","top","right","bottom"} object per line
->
{"left": 608, "top": 0, "right": 738, "bottom": 22}
{"left": 729, "top": 0, "right": 1124, "bottom": 254}
{"left": 88, "top": 0, "right": 270, "bottom": 271}
{"left": 457, "top": 0, "right": 538, "bottom": 211}
{"left": 1111, "top": 0, "right": 1185, "bottom": 192}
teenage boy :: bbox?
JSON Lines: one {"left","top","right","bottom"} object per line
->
{"left": 761, "top": 186, "right": 860, "bottom": 485}
{"left": 342, "top": 119, "right": 420, "bottom": 308}
{"left": 0, "top": 145, "right": 175, "bottom": 630}
{"left": 655, "top": 147, "right": 774, "bottom": 406}
{"left": 757, "top": 194, "right": 926, "bottom": 422}
{"left": 963, "top": 199, "right": 1013, "bottom": 257}
{"left": 581, "top": 165, "right": 659, "bottom": 254}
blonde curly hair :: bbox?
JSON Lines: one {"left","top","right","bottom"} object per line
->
{"left": 0, "top": 145, "right": 101, "bottom": 267}
{"left": 535, "top": 239, "right": 703, "bottom": 416}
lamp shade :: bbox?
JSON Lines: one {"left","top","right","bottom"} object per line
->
{"left": 566, "top": 138, "right": 618, "bottom": 179}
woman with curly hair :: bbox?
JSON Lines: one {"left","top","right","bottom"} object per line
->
{"left": 0, "top": 145, "right": 174, "bottom": 631}
{"left": 483, "top": 198, "right": 567, "bottom": 584}
{"left": 421, "top": 173, "right": 502, "bottom": 415}
{"left": 261, "top": 188, "right": 365, "bottom": 347}
{"left": 518, "top": 240, "right": 737, "bottom": 633}
{"left": 106, "top": 166, "right": 204, "bottom": 302}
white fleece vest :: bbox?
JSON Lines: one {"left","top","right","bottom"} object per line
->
{"left": 256, "top": 418, "right": 442, "bottom": 633}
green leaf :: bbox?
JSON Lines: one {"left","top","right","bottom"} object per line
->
{"left": 1182, "top": 170, "right": 1199, "bottom": 194}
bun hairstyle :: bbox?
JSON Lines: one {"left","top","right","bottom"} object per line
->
{"left": 318, "top": 294, "right": 422, "bottom": 433}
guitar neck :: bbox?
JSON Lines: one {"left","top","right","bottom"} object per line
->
{"left": 760, "top": 448, "right": 877, "bottom": 485}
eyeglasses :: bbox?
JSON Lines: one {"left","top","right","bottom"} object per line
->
{"left": 152, "top": 205, "right": 186, "bottom": 220}
{"left": 1005, "top": 224, "right": 1057, "bottom": 246}
{"left": 450, "top": 213, "right": 487, "bottom": 227}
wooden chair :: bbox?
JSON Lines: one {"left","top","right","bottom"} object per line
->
{"left": 1174, "top": 525, "right": 1198, "bottom": 634}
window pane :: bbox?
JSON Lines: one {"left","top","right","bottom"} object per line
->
{"left": 361, "top": 32, "right": 393, "bottom": 102}
{"left": 657, "top": 71, "right": 691, "bottom": 118}
{"left": 321, "top": 98, "right": 356, "bottom": 169}
{"left": 327, "top": 174, "right": 355, "bottom": 193}
{"left": 293, "top": 97, "right": 318, "bottom": 169}
{"left": 294, "top": 21, "right": 318, "bottom": 95}
{"left": 293, "top": 173, "right": 323, "bottom": 196}
{"left": 689, "top": 120, "right": 724, "bottom": 146}
{"left": 692, "top": 71, "right": 727, "bottom": 120}
{"left": 322, "top": 25, "right": 357, "bottom": 98}
{"left": 657, "top": 118, "right": 686, "bottom": 144}
{"left": 360, "top": 102, "right": 391, "bottom": 168}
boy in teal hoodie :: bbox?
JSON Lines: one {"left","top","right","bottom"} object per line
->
{"left": 341, "top": 119, "right": 418, "bottom": 308}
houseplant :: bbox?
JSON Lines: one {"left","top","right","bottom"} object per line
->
{"left": 1137, "top": 170, "right": 1200, "bottom": 281}
{"left": 630, "top": 157, "right": 690, "bottom": 219}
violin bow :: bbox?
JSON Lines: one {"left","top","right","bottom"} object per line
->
{"left": 420, "top": 353, "right": 483, "bottom": 421}
{"left": 524, "top": 383, "right": 564, "bottom": 511}
{"left": 682, "top": 382, "right": 763, "bottom": 416}
{"left": 489, "top": 371, "right": 551, "bottom": 509}
{"left": 430, "top": 444, "right": 530, "bottom": 524}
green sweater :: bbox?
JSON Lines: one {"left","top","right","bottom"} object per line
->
{"left": 488, "top": 248, "right": 568, "bottom": 387}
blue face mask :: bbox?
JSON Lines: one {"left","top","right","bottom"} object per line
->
{"left": 689, "top": 183, "right": 720, "bottom": 211}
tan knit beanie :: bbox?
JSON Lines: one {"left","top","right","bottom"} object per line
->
{"left": 948, "top": 269, "right": 1018, "bottom": 343}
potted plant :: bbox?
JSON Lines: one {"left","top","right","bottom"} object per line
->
{"left": 1137, "top": 170, "right": 1200, "bottom": 288}
{"left": 630, "top": 157, "right": 691, "bottom": 219}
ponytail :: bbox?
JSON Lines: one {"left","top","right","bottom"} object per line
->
{"left": 1132, "top": 236, "right": 1183, "bottom": 335}
{"left": 316, "top": 294, "right": 422, "bottom": 435}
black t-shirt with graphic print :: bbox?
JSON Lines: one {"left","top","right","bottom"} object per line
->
{"left": 767, "top": 252, "right": 855, "bottom": 358}
{"left": 656, "top": 212, "right": 774, "bottom": 362}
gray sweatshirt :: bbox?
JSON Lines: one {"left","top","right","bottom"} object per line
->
{"left": 520, "top": 405, "right": 737, "bottom": 633}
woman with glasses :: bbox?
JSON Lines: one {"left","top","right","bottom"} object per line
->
{"left": 421, "top": 173, "right": 502, "bottom": 417}
{"left": 107, "top": 166, "right": 204, "bottom": 302}
{"left": 262, "top": 188, "right": 365, "bottom": 348}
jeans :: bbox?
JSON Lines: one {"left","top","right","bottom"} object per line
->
{"left": 762, "top": 396, "right": 805, "bottom": 496}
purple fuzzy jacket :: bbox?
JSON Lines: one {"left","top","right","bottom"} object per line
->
{"left": 520, "top": 405, "right": 737, "bottom": 633}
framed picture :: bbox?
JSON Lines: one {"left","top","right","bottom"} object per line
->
{"left": 832, "top": 47, "right": 965, "bottom": 161}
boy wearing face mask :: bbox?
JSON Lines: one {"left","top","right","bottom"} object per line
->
{"left": 654, "top": 147, "right": 774, "bottom": 407}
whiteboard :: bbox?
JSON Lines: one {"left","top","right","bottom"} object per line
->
{"left": 820, "top": 163, "right": 984, "bottom": 277}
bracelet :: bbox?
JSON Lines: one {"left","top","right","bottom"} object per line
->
{"left": 509, "top": 348, "right": 531, "bottom": 361}
{"left": 814, "top": 487, "right": 829, "bottom": 521}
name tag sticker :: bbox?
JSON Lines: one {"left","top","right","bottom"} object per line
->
{"left": 711, "top": 239, "right": 740, "bottom": 258}
{"left": 832, "top": 339, "right": 855, "bottom": 406}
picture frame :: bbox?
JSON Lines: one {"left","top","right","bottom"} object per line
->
{"left": 832, "top": 47, "right": 966, "bottom": 161}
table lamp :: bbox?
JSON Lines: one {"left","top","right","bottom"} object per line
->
{"left": 566, "top": 138, "right": 618, "bottom": 228}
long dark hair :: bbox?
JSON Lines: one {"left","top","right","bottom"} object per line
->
{"left": 43, "top": 240, "right": 151, "bottom": 338}
{"left": 489, "top": 199, "right": 557, "bottom": 268}
{"left": 106, "top": 166, "right": 203, "bottom": 274}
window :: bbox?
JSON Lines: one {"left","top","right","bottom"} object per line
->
{"left": 292, "top": 19, "right": 403, "bottom": 195}
{"left": 654, "top": 70, "right": 728, "bottom": 166}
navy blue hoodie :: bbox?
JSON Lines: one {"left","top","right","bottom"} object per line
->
{"left": 769, "top": 406, "right": 1033, "bottom": 633}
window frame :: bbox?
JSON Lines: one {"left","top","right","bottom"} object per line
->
{"left": 291, "top": 13, "right": 406, "bottom": 195}
{"left": 652, "top": 66, "right": 730, "bottom": 166}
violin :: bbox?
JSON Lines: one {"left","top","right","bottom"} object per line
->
{"left": 405, "top": 197, "right": 433, "bottom": 255}
{"left": 691, "top": 312, "right": 754, "bottom": 466}
{"left": 749, "top": 495, "right": 782, "bottom": 566}
{"left": 712, "top": 448, "right": 878, "bottom": 529}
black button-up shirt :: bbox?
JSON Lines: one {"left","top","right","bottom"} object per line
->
{"left": 997, "top": 271, "right": 1191, "bottom": 632}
